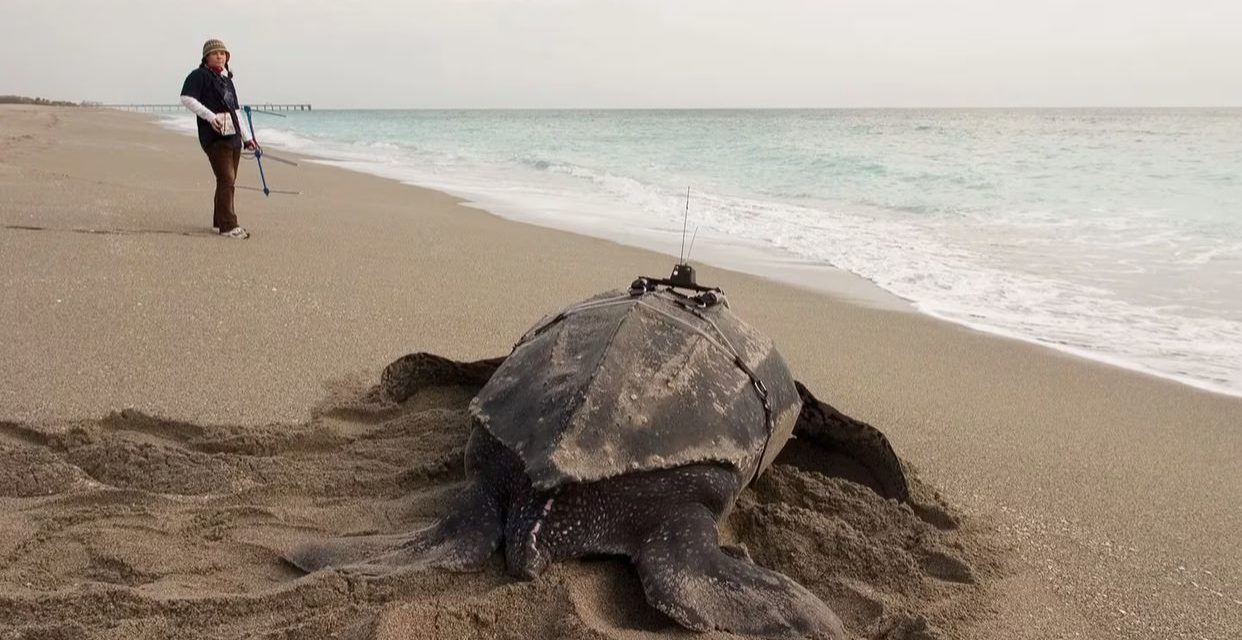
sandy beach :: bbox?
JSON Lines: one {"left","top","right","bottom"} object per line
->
{"left": 2, "top": 106, "right": 1240, "bottom": 639}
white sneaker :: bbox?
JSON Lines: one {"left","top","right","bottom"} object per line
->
{"left": 220, "top": 226, "right": 250, "bottom": 239}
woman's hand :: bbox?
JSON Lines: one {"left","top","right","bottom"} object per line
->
{"left": 211, "top": 113, "right": 228, "bottom": 133}
{"left": 244, "top": 140, "right": 260, "bottom": 152}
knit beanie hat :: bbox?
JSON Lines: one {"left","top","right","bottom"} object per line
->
{"left": 201, "top": 39, "right": 229, "bottom": 61}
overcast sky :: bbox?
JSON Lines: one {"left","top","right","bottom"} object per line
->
{"left": 2, "top": 0, "right": 1239, "bottom": 108}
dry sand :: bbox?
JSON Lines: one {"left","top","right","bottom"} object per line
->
{"left": 1, "top": 106, "right": 1240, "bottom": 639}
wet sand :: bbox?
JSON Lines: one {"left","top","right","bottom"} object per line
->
{"left": 1, "top": 106, "right": 1239, "bottom": 639}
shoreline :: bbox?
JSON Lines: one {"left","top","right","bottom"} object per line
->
{"left": 4, "top": 105, "right": 1241, "bottom": 639}
{"left": 151, "top": 109, "right": 1242, "bottom": 401}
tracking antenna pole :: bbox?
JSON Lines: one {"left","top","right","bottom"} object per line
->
{"left": 243, "top": 106, "right": 269, "bottom": 196}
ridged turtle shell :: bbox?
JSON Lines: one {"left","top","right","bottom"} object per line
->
{"left": 469, "top": 288, "right": 801, "bottom": 490}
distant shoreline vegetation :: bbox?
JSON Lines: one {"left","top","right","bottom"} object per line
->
{"left": 0, "top": 95, "right": 98, "bottom": 107}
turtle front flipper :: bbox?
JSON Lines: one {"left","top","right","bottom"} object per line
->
{"left": 777, "top": 381, "right": 911, "bottom": 502}
{"left": 380, "top": 352, "right": 507, "bottom": 402}
{"left": 634, "top": 504, "right": 846, "bottom": 640}
{"left": 286, "top": 480, "right": 504, "bottom": 575}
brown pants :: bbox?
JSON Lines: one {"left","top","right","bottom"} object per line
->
{"left": 205, "top": 140, "right": 241, "bottom": 231}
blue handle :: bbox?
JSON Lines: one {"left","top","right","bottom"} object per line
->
{"left": 243, "top": 106, "right": 269, "bottom": 197}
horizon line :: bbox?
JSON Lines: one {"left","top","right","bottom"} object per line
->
{"left": 89, "top": 104, "right": 1242, "bottom": 111}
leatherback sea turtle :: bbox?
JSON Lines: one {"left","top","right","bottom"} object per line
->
{"left": 289, "top": 265, "right": 910, "bottom": 639}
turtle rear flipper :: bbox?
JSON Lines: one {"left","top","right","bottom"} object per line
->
{"left": 635, "top": 505, "right": 846, "bottom": 640}
{"left": 778, "top": 381, "right": 911, "bottom": 502}
{"left": 286, "top": 480, "right": 504, "bottom": 575}
{"left": 288, "top": 427, "right": 516, "bottom": 575}
{"left": 381, "top": 352, "right": 506, "bottom": 403}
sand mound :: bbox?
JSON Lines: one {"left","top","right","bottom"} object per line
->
{"left": 0, "top": 376, "right": 998, "bottom": 640}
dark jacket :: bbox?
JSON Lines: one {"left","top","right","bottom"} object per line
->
{"left": 181, "top": 65, "right": 243, "bottom": 150}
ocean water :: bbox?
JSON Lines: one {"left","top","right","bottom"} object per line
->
{"left": 161, "top": 109, "right": 1242, "bottom": 397}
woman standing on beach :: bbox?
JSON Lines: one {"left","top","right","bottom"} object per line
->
{"left": 179, "top": 39, "right": 258, "bottom": 239}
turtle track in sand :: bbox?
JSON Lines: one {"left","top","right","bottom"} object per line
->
{"left": 0, "top": 380, "right": 1002, "bottom": 640}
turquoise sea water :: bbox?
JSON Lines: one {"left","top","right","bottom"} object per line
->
{"left": 164, "top": 109, "right": 1242, "bottom": 397}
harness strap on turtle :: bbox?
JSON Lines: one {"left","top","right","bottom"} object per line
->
{"left": 674, "top": 300, "right": 775, "bottom": 487}
{"left": 516, "top": 293, "right": 638, "bottom": 347}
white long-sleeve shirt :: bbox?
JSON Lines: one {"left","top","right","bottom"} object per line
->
{"left": 180, "top": 94, "right": 253, "bottom": 143}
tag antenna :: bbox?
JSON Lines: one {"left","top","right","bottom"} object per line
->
{"left": 686, "top": 226, "right": 700, "bottom": 264}
{"left": 679, "top": 186, "right": 691, "bottom": 263}
{"left": 632, "top": 187, "right": 722, "bottom": 295}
